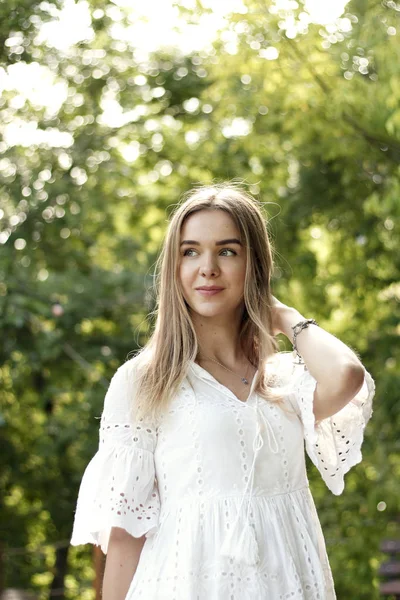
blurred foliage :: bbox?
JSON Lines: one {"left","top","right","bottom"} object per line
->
{"left": 0, "top": 0, "right": 399, "bottom": 598}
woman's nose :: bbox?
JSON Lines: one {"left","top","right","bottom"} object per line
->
{"left": 200, "top": 255, "right": 219, "bottom": 276}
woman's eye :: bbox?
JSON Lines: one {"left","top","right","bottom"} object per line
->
{"left": 183, "top": 248, "right": 237, "bottom": 257}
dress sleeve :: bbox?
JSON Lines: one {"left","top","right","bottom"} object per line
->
{"left": 70, "top": 359, "right": 160, "bottom": 554}
{"left": 287, "top": 358, "right": 375, "bottom": 495}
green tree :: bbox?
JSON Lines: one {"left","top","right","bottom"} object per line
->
{"left": 0, "top": 0, "right": 398, "bottom": 597}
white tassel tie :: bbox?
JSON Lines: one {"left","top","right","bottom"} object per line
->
{"left": 220, "top": 401, "right": 279, "bottom": 565}
{"left": 220, "top": 517, "right": 260, "bottom": 566}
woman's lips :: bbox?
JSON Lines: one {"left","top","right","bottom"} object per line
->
{"left": 196, "top": 289, "right": 224, "bottom": 296}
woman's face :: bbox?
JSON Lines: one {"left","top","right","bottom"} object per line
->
{"left": 178, "top": 209, "right": 247, "bottom": 319}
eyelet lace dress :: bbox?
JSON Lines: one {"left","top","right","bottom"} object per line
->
{"left": 70, "top": 351, "right": 375, "bottom": 600}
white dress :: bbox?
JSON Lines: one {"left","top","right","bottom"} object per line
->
{"left": 70, "top": 351, "right": 375, "bottom": 600}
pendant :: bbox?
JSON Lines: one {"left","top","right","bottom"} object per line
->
{"left": 242, "top": 378, "right": 249, "bottom": 385}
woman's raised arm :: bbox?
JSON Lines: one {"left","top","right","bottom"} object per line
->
{"left": 271, "top": 297, "right": 365, "bottom": 422}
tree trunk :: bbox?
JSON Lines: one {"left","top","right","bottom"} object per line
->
{"left": 49, "top": 545, "right": 69, "bottom": 599}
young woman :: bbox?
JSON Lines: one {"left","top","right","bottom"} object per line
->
{"left": 71, "top": 183, "right": 375, "bottom": 599}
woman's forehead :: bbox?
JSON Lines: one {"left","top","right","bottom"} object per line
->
{"left": 181, "top": 209, "right": 240, "bottom": 238}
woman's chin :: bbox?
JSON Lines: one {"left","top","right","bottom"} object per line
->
{"left": 191, "top": 305, "right": 235, "bottom": 319}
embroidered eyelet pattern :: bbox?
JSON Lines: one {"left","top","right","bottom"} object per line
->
{"left": 294, "top": 366, "right": 375, "bottom": 495}
{"left": 234, "top": 407, "right": 251, "bottom": 486}
{"left": 129, "top": 490, "right": 330, "bottom": 599}
{"left": 264, "top": 401, "right": 293, "bottom": 492}
{"left": 73, "top": 357, "right": 373, "bottom": 598}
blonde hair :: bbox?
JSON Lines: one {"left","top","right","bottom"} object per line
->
{"left": 129, "top": 181, "right": 287, "bottom": 423}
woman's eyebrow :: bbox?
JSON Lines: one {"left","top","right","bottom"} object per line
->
{"left": 179, "top": 238, "right": 242, "bottom": 247}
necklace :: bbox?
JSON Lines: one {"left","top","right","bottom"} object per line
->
{"left": 197, "top": 352, "right": 252, "bottom": 385}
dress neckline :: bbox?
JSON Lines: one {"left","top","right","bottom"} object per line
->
{"left": 189, "top": 360, "right": 259, "bottom": 404}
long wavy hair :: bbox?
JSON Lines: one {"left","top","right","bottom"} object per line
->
{"left": 129, "top": 182, "right": 287, "bottom": 423}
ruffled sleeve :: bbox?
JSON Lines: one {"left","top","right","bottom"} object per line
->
{"left": 270, "top": 351, "right": 375, "bottom": 495}
{"left": 289, "top": 358, "right": 375, "bottom": 495}
{"left": 70, "top": 359, "right": 160, "bottom": 554}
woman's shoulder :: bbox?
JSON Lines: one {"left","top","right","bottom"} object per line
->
{"left": 102, "top": 353, "right": 150, "bottom": 419}
{"left": 116, "top": 351, "right": 150, "bottom": 379}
